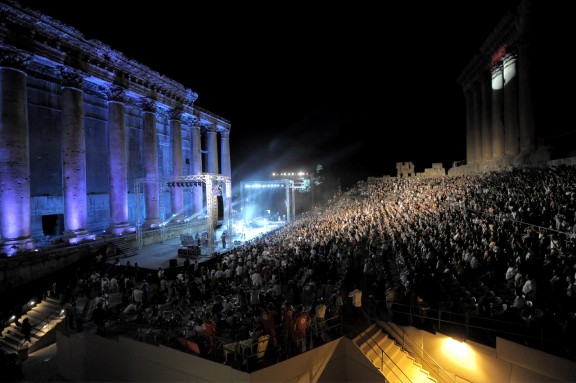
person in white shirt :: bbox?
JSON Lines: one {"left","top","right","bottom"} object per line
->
{"left": 348, "top": 285, "right": 363, "bottom": 321}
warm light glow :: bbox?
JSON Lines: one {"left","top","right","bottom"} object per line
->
{"left": 442, "top": 338, "right": 477, "bottom": 370}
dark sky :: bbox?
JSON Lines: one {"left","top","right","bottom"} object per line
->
{"left": 15, "top": 0, "right": 521, "bottom": 189}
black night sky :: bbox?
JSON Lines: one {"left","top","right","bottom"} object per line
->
{"left": 14, "top": 0, "right": 522, "bottom": 189}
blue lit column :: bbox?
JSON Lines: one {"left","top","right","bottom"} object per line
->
{"left": 206, "top": 123, "right": 219, "bottom": 174}
{"left": 60, "top": 67, "right": 94, "bottom": 244}
{"left": 190, "top": 117, "right": 203, "bottom": 216}
{"left": 142, "top": 98, "right": 160, "bottom": 228}
{"left": 220, "top": 129, "right": 231, "bottom": 178}
{"left": 0, "top": 49, "right": 35, "bottom": 255}
{"left": 107, "top": 85, "right": 134, "bottom": 236}
{"left": 170, "top": 108, "right": 184, "bottom": 223}
{"left": 220, "top": 129, "right": 232, "bottom": 244}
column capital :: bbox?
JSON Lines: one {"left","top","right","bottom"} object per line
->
{"left": 140, "top": 97, "right": 157, "bottom": 113}
{"left": 185, "top": 89, "right": 198, "bottom": 104}
{"left": 206, "top": 123, "right": 218, "bottom": 133}
{"left": 0, "top": 47, "right": 31, "bottom": 71}
{"left": 106, "top": 84, "right": 126, "bottom": 103}
{"left": 169, "top": 107, "right": 183, "bottom": 121}
{"left": 58, "top": 66, "right": 84, "bottom": 89}
{"left": 220, "top": 129, "right": 230, "bottom": 138}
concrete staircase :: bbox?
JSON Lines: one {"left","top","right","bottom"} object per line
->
{"left": 109, "top": 236, "right": 138, "bottom": 258}
{"left": 354, "top": 323, "right": 437, "bottom": 383}
{"left": 0, "top": 296, "right": 65, "bottom": 356}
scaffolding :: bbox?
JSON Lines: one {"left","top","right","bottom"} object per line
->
{"left": 134, "top": 173, "right": 232, "bottom": 256}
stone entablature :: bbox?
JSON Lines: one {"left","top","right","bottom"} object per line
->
{"left": 0, "top": 1, "right": 233, "bottom": 255}
{"left": 0, "top": 1, "right": 230, "bottom": 134}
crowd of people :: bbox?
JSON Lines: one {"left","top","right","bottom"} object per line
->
{"left": 8, "top": 164, "right": 576, "bottom": 367}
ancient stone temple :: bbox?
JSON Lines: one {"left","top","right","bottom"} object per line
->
{"left": 456, "top": 0, "right": 576, "bottom": 174}
{"left": 0, "top": 1, "right": 232, "bottom": 256}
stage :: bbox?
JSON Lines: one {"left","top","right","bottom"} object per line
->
{"left": 108, "top": 220, "right": 285, "bottom": 271}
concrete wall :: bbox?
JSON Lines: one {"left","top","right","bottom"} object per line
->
{"left": 399, "top": 325, "right": 576, "bottom": 383}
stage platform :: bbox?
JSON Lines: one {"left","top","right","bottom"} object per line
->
{"left": 108, "top": 221, "right": 285, "bottom": 271}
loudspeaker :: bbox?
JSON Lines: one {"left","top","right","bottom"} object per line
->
{"left": 217, "top": 196, "right": 224, "bottom": 220}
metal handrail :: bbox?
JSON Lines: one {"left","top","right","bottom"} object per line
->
{"left": 379, "top": 319, "right": 456, "bottom": 383}
{"left": 354, "top": 325, "right": 410, "bottom": 383}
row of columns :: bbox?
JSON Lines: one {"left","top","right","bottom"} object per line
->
{"left": 0, "top": 52, "right": 231, "bottom": 255}
{"left": 464, "top": 43, "right": 536, "bottom": 166}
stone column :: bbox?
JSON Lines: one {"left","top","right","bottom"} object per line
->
{"left": 190, "top": 117, "right": 203, "bottom": 216}
{"left": 169, "top": 108, "right": 184, "bottom": 223}
{"left": 60, "top": 67, "right": 94, "bottom": 244}
{"left": 142, "top": 98, "right": 160, "bottom": 228}
{"left": 503, "top": 53, "right": 520, "bottom": 158}
{"left": 0, "top": 49, "right": 35, "bottom": 256}
{"left": 220, "top": 129, "right": 231, "bottom": 178}
{"left": 464, "top": 88, "right": 474, "bottom": 166}
{"left": 480, "top": 72, "right": 492, "bottom": 163}
{"left": 205, "top": 123, "right": 219, "bottom": 174}
{"left": 220, "top": 129, "right": 232, "bottom": 241}
{"left": 491, "top": 63, "right": 505, "bottom": 161}
{"left": 517, "top": 43, "right": 536, "bottom": 155}
{"left": 472, "top": 82, "right": 483, "bottom": 165}
{"left": 106, "top": 85, "right": 134, "bottom": 236}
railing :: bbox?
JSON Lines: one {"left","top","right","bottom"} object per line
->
{"left": 354, "top": 326, "right": 410, "bottom": 383}
{"left": 379, "top": 320, "right": 456, "bottom": 383}
{"left": 17, "top": 299, "right": 64, "bottom": 351}
{"left": 124, "top": 313, "right": 344, "bottom": 373}
{"left": 388, "top": 301, "right": 573, "bottom": 362}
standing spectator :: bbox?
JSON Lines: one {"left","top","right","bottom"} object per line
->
{"left": 330, "top": 287, "right": 344, "bottom": 319}
{"left": 260, "top": 303, "right": 278, "bottom": 347}
{"left": 292, "top": 305, "right": 311, "bottom": 353}
{"left": 17, "top": 317, "right": 32, "bottom": 342}
{"left": 221, "top": 232, "right": 227, "bottom": 249}
{"left": 348, "top": 285, "right": 363, "bottom": 321}
{"left": 63, "top": 302, "right": 76, "bottom": 330}
{"left": 281, "top": 302, "right": 295, "bottom": 352}
{"left": 313, "top": 298, "right": 328, "bottom": 342}
{"left": 92, "top": 302, "right": 107, "bottom": 336}
{"left": 203, "top": 312, "right": 217, "bottom": 355}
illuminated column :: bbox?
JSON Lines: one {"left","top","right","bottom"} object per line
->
{"left": 106, "top": 85, "right": 133, "bottom": 235}
{"left": 142, "top": 98, "right": 160, "bottom": 228}
{"left": 491, "top": 63, "right": 505, "bottom": 160}
{"left": 480, "top": 73, "right": 492, "bottom": 163}
{"left": 190, "top": 117, "right": 203, "bottom": 215}
{"left": 0, "top": 49, "right": 35, "bottom": 255}
{"left": 169, "top": 108, "right": 184, "bottom": 223}
{"left": 220, "top": 129, "right": 231, "bottom": 178}
{"left": 60, "top": 67, "right": 94, "bottom": 244}
{"left": 464, "top": 88, "right": 474, "bottom": 165}
{"left": 220, "top": 129, "right": 232, "bottom": 235}
{"left": 206, "top": 124, "right": 219, "bottom": 174}
{"left": 220, "top": 129, "right": 231, "bottom": 201}
{"left": 503, "top": 53, "right": 520, "bottom": 158}
{"left": 472, "top": 82, "right": 482, "bottom": 165}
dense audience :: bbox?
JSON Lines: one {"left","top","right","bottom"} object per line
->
{"left": 8, "top": 164, "right": 576, "bottom": 366}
